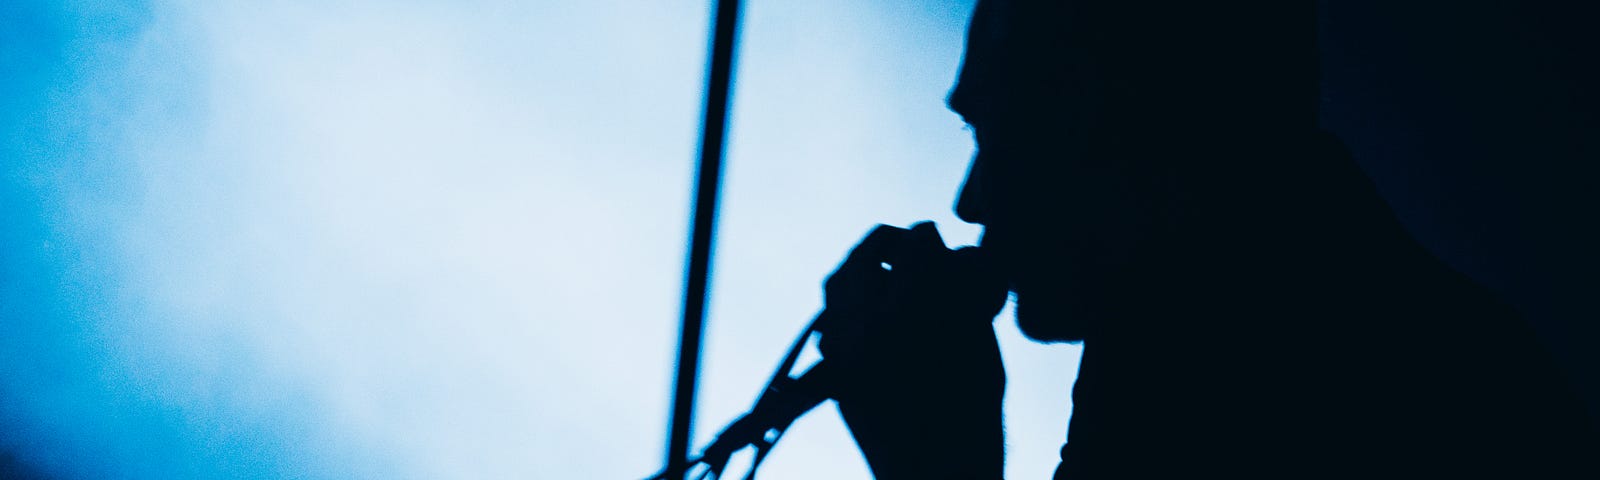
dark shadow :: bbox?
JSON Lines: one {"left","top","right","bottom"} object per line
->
{"left": 1, "top": 448, "right": 56, "bottom": 480}
{"left": 805, "top": 1, "right": 1600, "bottom": 478}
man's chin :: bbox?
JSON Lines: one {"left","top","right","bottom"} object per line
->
{"left": 1013, "top": 294, "right": 1092, "bottom": 343}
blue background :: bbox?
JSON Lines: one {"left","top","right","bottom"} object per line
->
{"left": 1, "top": 1, "right": 1083, "bottom": 478}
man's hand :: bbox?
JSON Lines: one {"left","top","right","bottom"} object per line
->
{"left": 818, "top": 221, "right": 1009, "bottom": 479}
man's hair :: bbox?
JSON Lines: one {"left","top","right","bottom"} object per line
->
{"left": 950, "top": 0, "right": 1318, "bottom": 131}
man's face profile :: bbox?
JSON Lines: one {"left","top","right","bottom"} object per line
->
{"left": 947, "top": 0, "right": 1164, "bottom": 343}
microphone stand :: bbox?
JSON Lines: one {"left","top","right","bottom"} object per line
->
{"left": 664, "top": 0, "right": 744, "bottom": 478}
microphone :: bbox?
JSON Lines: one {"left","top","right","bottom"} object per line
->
{"left": 646, "top": 226, "right": 1006, "bottom": 479}
{"left": 645, "top": 313, "right": 836, "bottom": 480}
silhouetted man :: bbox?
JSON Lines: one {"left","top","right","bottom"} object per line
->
{"left": 819, "top": 1, "right": 1597, "bottom": 478}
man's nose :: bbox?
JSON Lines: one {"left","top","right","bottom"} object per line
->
{"left": 955, "top": 153, "right": 988, "bottom": 224}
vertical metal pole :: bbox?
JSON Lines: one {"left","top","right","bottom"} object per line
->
{"left": 667, "top": 0, "right": 742, "bottom": 479}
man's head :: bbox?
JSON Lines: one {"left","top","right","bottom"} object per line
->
{"left": 949, "top": 0, "right": 1317, "bottom": 342}
{"left": 947, "top": 1, "right": 1151, "bottom": 343}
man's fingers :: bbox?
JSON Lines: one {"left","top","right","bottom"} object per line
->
{"left": 842, "top": 224, "right": 909, "bottom": 269}
{"left": 825, "top": 222, "right": 957, "bottom": 312}
{"left": 825, "top": 225, "right": 904, "bottom": 310}
{"left": 904, "top": 221, "right": 950, "bottom": 265}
